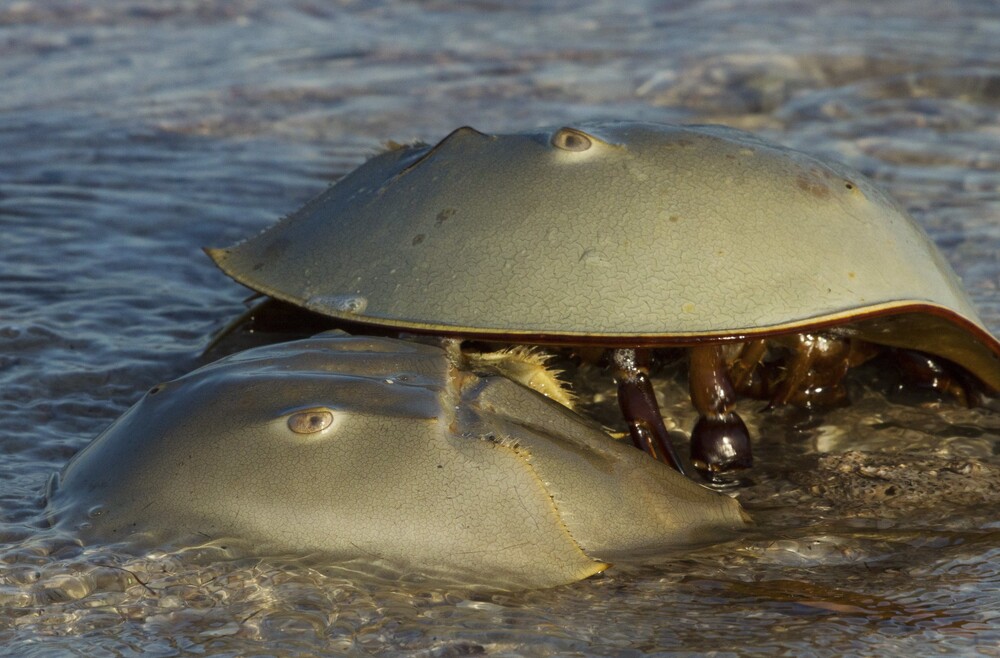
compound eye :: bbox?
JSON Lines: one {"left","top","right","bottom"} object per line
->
{"left": 288, "top": 409, "right": 334, "bottom": 434}
{"left": 550, "top": 127, "right": 593, "bottom": 152}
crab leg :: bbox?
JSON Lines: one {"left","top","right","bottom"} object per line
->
{"left": 728, "top": 339, "right": 768, "bottom": 392}
{"left": 893, "top": 348, "right": 981, "bottom": 407}
{"left": 688, "top": 344, "right": 752, "bottom": 480}
{"left": 767, "top": 334, "right": 877, "bottom": 408}
{"left": 768, "top": 336, "right": 828, "bottom": 407}
{"left": 613, "top": 348, "right": 687, "bottom": 475}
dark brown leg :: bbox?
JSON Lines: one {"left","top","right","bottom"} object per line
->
{"left": 768, "top": 335, "right": 827, "bottom": 407}
{"left": 768, "top": 334, "right": 877, "bottom": 408}
{"left": 728, "top": 339, "right": 768, "bottom": 393}
{"left": 689, "top": 344, "right": 752, "bottom": 480}
{"left": 893, "top": 349, "right": 981, "bottom": 407}
{"left": 729, "top": 338, "right": 770, "bottom": 399}
{"left": 613, "top": 348, "right": 687, "bottom": 475}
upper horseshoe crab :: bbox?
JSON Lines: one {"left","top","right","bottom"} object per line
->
{"left": 47, "top": 333, "right": 747, "bottom": 589}
{"left": 207, "top": 121, "right": 1000, "bottom": 482}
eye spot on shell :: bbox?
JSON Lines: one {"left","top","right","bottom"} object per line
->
{"left": 843, "top": 180, "right": 866, "bottom": 199}
{"left": 551, "top": 127, "right": 593, "bottom": 152}
{"left": 288, "top": 409, "right": 334, "bottom": 434}
{"left": 412, "top": 233, "right": 425, "bottom": 246}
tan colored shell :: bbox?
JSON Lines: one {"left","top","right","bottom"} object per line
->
{"left": 48, "top": 333, "right": 746, "bottom": 589}
{"left": 208, "top": 121, "right": 1000, "bottom": 390}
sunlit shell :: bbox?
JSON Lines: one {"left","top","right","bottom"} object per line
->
{"left": 208, "top": 121, "right": 1000, "bottom": 391}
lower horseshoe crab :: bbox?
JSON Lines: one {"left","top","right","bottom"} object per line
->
{"left": 46, "top": 333, "right": 748, "bottom": 589}
{"left": 206, "top": 121, "right": 1000, "bottom": 483}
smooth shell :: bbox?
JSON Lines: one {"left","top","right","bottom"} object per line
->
{"left": 46, "top": 333, "right": 747, "bottom": 589}
{"left": 208, "top": 121, "right": 1000, "bottom": 390}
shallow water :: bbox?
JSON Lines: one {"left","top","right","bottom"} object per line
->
{"left": 2, "top": 0, "right": 1000, "bottom": 654}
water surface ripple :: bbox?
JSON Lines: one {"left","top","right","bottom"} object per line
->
{"left": 2, "top": 1, "right": 999, "bottom": 655}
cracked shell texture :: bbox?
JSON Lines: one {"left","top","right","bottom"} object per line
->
{"left": 47, "top": 333, "right": 746, "bottom": 589}
{"left": 209, "top": 121, "right": 1000, "bottom": 390}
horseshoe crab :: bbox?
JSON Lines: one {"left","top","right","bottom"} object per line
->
{"left": 206, "top": 121, "right": 1000, "bottom": 481}
{"left": 46, "top": 333, "right": 747, "bottom": 589}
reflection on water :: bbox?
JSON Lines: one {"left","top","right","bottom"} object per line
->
{"left": 2, "top": 0, "right": 999, "bottom": 654}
